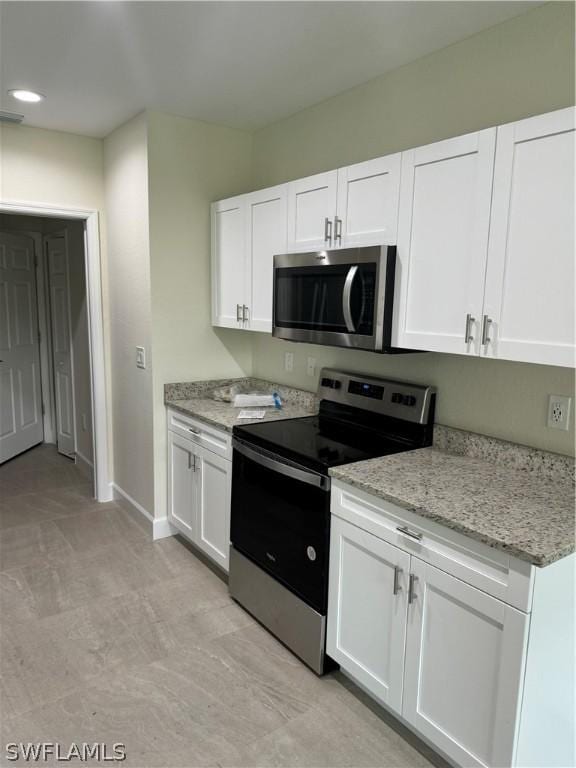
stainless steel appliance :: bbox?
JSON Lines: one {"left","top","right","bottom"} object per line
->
{"left": 272, "top": 246, "right": 397, "bottom": 352}
{"left": 229, "top": 369, "right": 436, "bottom": 674}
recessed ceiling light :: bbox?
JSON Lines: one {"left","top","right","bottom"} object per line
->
{"left": 8, "top": 89, "right": 44, "bottom": 103}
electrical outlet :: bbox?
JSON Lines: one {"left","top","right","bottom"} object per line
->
{"left": 81, "top": 413, "right": 88, "bottom": 431}
{"left": 136, "top": 346, "right": 146, "bottom": 370}
{"left": 547, "top": 394, "right": 571, "bottom": 431}
{"left": 284, "top": 352, "right": 294, "bottom": 372}
{"left": 307, "top": 357, "right": 316, "bottom": 377}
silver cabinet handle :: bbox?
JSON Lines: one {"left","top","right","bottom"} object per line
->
{"left": 324, "top": 217, "right": 333, "bottom": 244}
{"left": 481, "top": 315, "right": 492, "bottom": 346}
{"left": 342, "top": 265, "right": 358, "bottom": 333}
{"left": 464, "top": 313, "right": 475, "bottom": 344}
{"left": 396, "top": 525, "right": 422, "bottom": 542}
{"left": 188, "top": 453, "right": 197, "bottom": 471}
{"left": 243, "top": 305, "right": 249, "bottom": 323}
{"left": 408, "top": 573, "right": 418, "bottom": 605}
{"left": 236, "top": 304, "right": 242, "bottom": 323}
{"left": 393, "top": 565, "right": 401, "bottom": 596}
{"left": 334, "top": 216, "right": 342, "bottom": 244}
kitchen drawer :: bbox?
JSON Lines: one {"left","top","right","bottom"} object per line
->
{"left": 167, "top": 408, "right": 232, "bottom": 460}
{"left": 331, "top": 480, "right": 533, "bottom": 612}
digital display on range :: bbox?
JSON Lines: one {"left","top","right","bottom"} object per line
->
{"left": 348, "top": 380, "right": 384, "bottom": 400}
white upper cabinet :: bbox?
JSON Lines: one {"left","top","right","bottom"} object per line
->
{"left": 395, "top": 129, "right": 497, "bottom": 355}
{"left": 246, "top": 185, "right": 288, "bottom": 332}
{"left": 403, "top": 558, "right": 529, "bottom": 768}
{"left": 212, "top": 109, "right": 574, "bottom": 364}
{"left": 286, "top": 158, "right": 401, "bottom": 252}
{"left": 483, "top": 108, "right": 575, "bottom": 367}
{"left": 211, "top": 195, "right": 247, "bottom": 328}
{"left": 286, "top": 171, "right": 338, "bottom": 252}
{"left": 336, "top": 154, "right": 401, "bottom": 248}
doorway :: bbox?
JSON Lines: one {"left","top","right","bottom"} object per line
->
{"left": 0, "top": 206, "right": 110, "bottom": 501}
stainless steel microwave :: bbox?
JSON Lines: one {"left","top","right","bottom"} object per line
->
{"left": 272, "top": 245, "right": 397, "bottom": 352}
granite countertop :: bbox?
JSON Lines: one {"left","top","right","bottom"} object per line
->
{"left": 330, "top": 426, "right": 575, "bottom": 567}
{"left": 165, "top": 377, "right": 318, "bottom": 433}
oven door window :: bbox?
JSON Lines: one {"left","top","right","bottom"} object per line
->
{"left": 231, "top": 449, "right": 330, "bottom": 614}
{"left": 274, "top": 263, "right": 376, "bottom": 335}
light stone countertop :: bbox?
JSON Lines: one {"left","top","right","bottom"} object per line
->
{"left": 330, "top": 427, "right": 575, "bottom": 567}
{"left": 165, "top": 377, "right": 318, "bottom": 433}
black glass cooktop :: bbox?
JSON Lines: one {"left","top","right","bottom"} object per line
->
{"left": 233, "top": 403, "right": 428, "bottom": 474}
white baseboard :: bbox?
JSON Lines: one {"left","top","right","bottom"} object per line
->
{"left": 112, "top": 482, "right": 153, "bottom": 521}
{"left": 153, "top": 517, "right": 178, "bottom": 541}
{"left": 75, "top": 450, "right": 94, "bottom": 481}
{"left": 111, "top": 482, "right": 177, "bottom": 541}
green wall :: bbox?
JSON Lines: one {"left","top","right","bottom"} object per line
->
{"left": 250, "top": 2, "right": 576, "bottom": 456}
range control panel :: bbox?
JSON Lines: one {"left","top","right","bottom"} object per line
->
{"left": 319, "top": 370, "right": 436, "bottom": 424}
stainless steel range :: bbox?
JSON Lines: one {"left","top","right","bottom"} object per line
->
{"left": 229, "top": 369, "right": 436, "bottom": 674}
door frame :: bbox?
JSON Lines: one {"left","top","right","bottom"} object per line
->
{"left": 0, "top": 201, "right": 111, "bottom": 501}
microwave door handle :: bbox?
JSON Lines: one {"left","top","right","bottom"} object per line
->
{"left": 233, "top": 440, "right": 329, "bottom": 491}
{"left": 343, "top": 265, "right": 358, "bottom": 332}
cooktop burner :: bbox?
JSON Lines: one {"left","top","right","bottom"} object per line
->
{"left": 233, "top": 369, "right": 436, "bottom": 474}
{"left": 234, "top": 413, "right": 415, "bottom": 473}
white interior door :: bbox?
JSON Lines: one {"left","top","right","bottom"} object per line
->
{"left": 483, "top": 107, "right": 575, "bottom": 366}
{"left": 327, "top": 516, "right": 410, "bottom": 714}
{"left": 336, "top": 154, "right": 401, "bottom": 247}
{"left": 395, "top": 129, "right": 496, "bottom": 355}
{"left": 246, "top": 185, "right": 288, "bottom": 332}
{"left": 196, "top": 444, "right": 231, "bottom": 572}
{"left": 0, "top": 232, "right": 44, "bottom": 463}
{"left": 403, "top": 558, "right": 529, "bottom": 768}
{"left": 286, "top": 170, "right": 338, "bottom": 252}
{"left": 211, "top": 196, "right": 247, "bottom": 329}
{"left": 46, "top": 234, "right": 76, "bottom": 458}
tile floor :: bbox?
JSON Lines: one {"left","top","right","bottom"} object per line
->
{"left": 0, "top": 444, "right": 442, "bottom": 768}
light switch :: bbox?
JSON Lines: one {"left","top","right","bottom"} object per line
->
{"left": 136, "top": 346, "right": 146, "bottom": 369}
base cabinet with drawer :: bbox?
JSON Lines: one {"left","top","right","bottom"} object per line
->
{"left": 327, "top": 481, "right": 575, "bottom": 768}
{"left": 167, "top": 408, "right": 232, "bottom": 572}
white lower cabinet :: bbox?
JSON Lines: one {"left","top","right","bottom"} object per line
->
{"left": 194, "top": 446, "right": 231, "bottom": 571}
{"left": 403, "top": 558, "right": 528, "bottom": 768}
{"left": 167, "top": 414, "right": 231, "bottom": 572}
{"left": 167, "top": 430, "right": 198, "bottom": 538}
{"left": 328, "top": 481, "right": 575, "bottom": 768}
{"left": 327, "top": 516, "right": 410, "bottom": 714}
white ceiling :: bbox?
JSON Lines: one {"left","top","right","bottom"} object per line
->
{"left": 0, "top": 1, "right": 539, "bottom": 138}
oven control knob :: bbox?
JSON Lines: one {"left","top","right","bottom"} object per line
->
{"left": 306, "top": 546, "right": 317, "bottom": 561}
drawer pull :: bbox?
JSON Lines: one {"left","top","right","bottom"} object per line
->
{"left": 393, "top": 565, "right": 401, "bottom": 596}
{"left": 396, "top": 525, "right": 422, "bottom": 542}
{"left": 187, "top": 428, "right": 201, "bottom": 435}
{"left": 408, "top": 573, "right": 418, "bottom": 604}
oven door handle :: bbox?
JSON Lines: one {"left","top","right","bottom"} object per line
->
{"left": 233, "top": 439, "right": 330, "bottom": 491}
{"left": 342, "top": 265, "right": 358, "bottom": 333}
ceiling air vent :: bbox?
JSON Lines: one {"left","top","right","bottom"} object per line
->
{"left": 0, "top": 110, "right": 24, "bottom": 124}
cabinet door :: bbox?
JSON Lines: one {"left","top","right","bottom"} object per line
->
{"left": 286, "top": 170, "right": 338, "bottom": 252}
{"left": 246, "top": 185, "right": 288, "bottom": 332}
{"left": 403, "top": 559, "right": 529, "bottom": 768}
{"left": 211, "top": 196, "right": 247, "bottom": 329}
{"left": 327, "top": 516, "right": 410, "bottom": 714}
{"left": 167, "top": 431, "right": 198, "bottom": 538}
{"left": 483, "top": 108, "right": 575, "bottom": 366}
{"left": 195, "top": 445, "right": 231, "bottom": 572}
{"left": 336, "top": 155, "right": 401, "bottom": 247}
{"left": 395, "top": 129, "right": 496, "bottom": 355}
